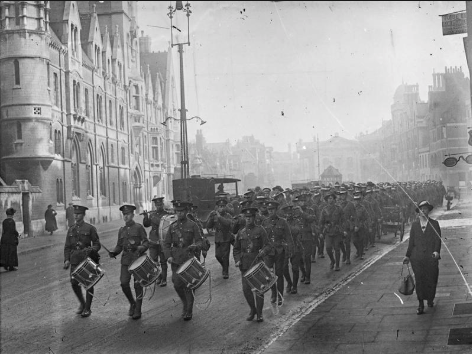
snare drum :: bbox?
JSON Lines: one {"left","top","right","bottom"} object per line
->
{"left": 176, "top": 257, "right": 210, "bottom": 290}
{"left": 71, "top": 257, "right": 104, "bottom": 290}
{"left": 243, "top": 262, "right": 277, "bottom": 294}
{"left": 128, "top": 255, "right": 161, "bottom": 287}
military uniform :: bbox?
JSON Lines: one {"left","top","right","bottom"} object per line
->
{"left": 110, "top": 205, "right": 149, "bottom": 320}
{"left": 64, "top": 205, "right": 101, "bottom": 317}
{"left": 320, "top": 193, "right": 346, "bottom": 271}
{"left": 233, "top": 207, "right": 272, "bottom": 322}
{"left": 206, "top": 200, "right": 233, "bottom": 279}
{"left": 143, "top": 201, "right": 171, "bottom": 286}
{"left": 261, "top": 201, "right": 294, "bottom": 304}
{"left": 163, "top": 201, "right": 203, "bottom": 321}
{"left": 352, "top": 197, "right": 371, "bottom": 259}
{"left": 283, "top": 206, "right": 304, "bottom": 294}
{"left": 338, "top": 193, "right": 356, "bottom": 264}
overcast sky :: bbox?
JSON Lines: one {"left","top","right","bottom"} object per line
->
{"left": 138, "top": 1, "right": 468, "bottom": 152}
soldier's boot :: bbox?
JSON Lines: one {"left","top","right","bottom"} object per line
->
{"left": 132, "top": 286, "right": 143, "bottom": 320}
{"left": 256, "top": 294, "right": 264, "bottom": 322}
{"left": 246, "top": 308, "right": 256, "bottom": 321}
{"left": 300, "top": 263, "right": 306, "bottom": 283}
{"left": 334, "top": 249, "right": 341, "bottom": 271}
{"left": 340, "top": 242, "right": 347, "bottom": 262}
{"left": 175, "top": 287, "right": 188, "bottom": 318}
{"left": 284, "top": 267, "right": 292, "bottom": 293}
{"left": 184, "top": 290, "right": 194, "bottom": 321}
{"left": 327, "top": 249, "right": 335, "bottom": 269}
{"left": 72, "top": 284, "right": 85, "bottom": 315}
{"left": 81, "top": 288, "right": 94, "bottom": 317}
{"left": 121, "top": 285, "right": 136, "bottom": 316}
{"left": 270, "top": 285, "right": 277, "bottom": 304}
{"left": 160, "top": 265, "right": 168, "bottom": 287}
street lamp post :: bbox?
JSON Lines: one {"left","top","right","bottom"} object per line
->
{"left": 168, "top": 1, "right": 192, "bottom": 200}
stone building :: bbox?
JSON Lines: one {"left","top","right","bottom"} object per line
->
{"left": 0, "top": 1, "right": 176, "bottom": 234}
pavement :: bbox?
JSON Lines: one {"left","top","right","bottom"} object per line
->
{"left": 261, "top": 196, "right": 472, "bottom": 354}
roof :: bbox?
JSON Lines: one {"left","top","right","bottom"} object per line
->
{"left": 320, "top": 165, "right": 342, "bottom": 178}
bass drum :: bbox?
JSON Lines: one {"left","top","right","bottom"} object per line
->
{"left": 159, "top": 214, "right": 178, "bottom": 242}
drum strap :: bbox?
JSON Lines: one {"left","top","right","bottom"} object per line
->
{"left": 193, "top": 270, "right": 212, "bottom": 311}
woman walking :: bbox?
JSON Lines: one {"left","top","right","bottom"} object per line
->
{"left": 403, "top": 200, "right": 442, "bottom": 315}
{"left": 1, "top": 208, "right": 20, "bottom": 271}
{"left": 45, "top": 204, "right": 58, "bottom": 235}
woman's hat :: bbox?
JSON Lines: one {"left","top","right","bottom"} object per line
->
{"left": 6, "top": 208, "right": 16, "bottom": 216}
{"left": 416, "top": 200, "right": 434, "bottom": 213}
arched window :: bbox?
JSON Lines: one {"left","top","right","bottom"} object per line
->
{"left": 109, "top": 100, "right": 113, "bottom": 126}
{"left": 53, "top": 73, "right": 59, "bottom": 106}
{"left": 85, "top": 88, "right": 89, "bottom": 116}
{"left": 112, "top": 182, "right": 116, "bottom": 204}
{"left": 59, "top": 179, "right": 64, "bottom": 204}
{"left": 17, "top": 121, "right": 22, "bottom": 140}
{"left": 120, "top": 106, "right": 125, "bottom": 130}
{"left": 122, "top": 181, "right": 127, "bottom": 202}
{"left": 121, "top": 146, "right": 126, "bottom": 165}
{"left": 71, "top": 142, "right": 80, "bottom": 197}
{"left": 56, "top": 179, "right": 61, "bottom": 203}
{"left": 110, "top": 144, "right": 114, "bottom": 164}
{"left": 86, "top": 145, "right": 94, "bottom": 196}
{"left": 99, "top": 149, "right": 106, "bottom": 196}
{"left": 14, "top": 59, "right": 20, "bottom": 85}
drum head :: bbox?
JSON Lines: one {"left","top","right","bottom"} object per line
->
{"left": 244, "top": 262, "right": 263, "bottom": 278}
{"left": 129, "top": 255, "right": 147, "bottom": 271}
{"left": 177, "top": 257, "right": 195, "bottom": 274}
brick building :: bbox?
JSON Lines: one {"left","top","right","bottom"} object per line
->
{"left": 0, "top": 1, "right": 177, "bottom": 234}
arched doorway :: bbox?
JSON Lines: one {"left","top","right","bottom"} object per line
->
{"left": 133, "top": 167, "right": 142, "bottom": 213}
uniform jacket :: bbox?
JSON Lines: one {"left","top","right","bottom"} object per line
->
{"left": 163, "top": 217, "right": 203, "bottom": 266}
{"left": 261, "top": 215, "right": 294, "bottom": 255}
{"left": 286, "top": 216, "right": 304, "bottom": 254}
{"left": 319, "top": 203, "right": 346, "bottom": 236}
{"left": 112, "top": 220, "right": 149, "bottom": 266}
{"left": 143, "top": 210, "right": 171, "bottom": 243}
{"left": 352, "top": 203, "right": 371, "bottom": 230}
{"left": 296, "top": 208, "right": 317, "bottom": 241}
{"left": 206, "top": 211, "right": 233, "bottom": 243}
{"left": 64, "top": 221, "right": 101, "bottom": 265}
{"left": 339, "top": 199, "right": 356, "bottom": 231}
{"left": 233, "top": 224, "right": 272, "bottom": 272}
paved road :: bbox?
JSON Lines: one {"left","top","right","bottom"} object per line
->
{"left": 1, "top": 210, "right": 413, "bottom": 354}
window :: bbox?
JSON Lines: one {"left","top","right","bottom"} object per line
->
{"left": 85, "top": 89, "right": 89, "bottom": 116}
{"left": 15, "top": 2, "right": 20, "bottom": 26}
{"left": 99, "top": 150, "right": 106, "bottom": 197}
{"left": 121, "top": 147, "right": 126, "bottom": 165}
{"left": 53, "top": 73, "right": 59, "bottom": 106}
{"left": 112, "top": 182, "right": 116, "bottom": 204}
{"left": 120, "top": 106, "right": 125, "bottom": 130}
{"left": 122, "top": 181, "right": 128, "bottom": 202}
{"left": 47, "top": 63, "right": 50, "bottom": 87}
{"left": 152, "top": 137, "right": 158, "bottom": 160}
{"left": 56, "top": 179, "right": 61, "bottom": 204}
{"left": 73, "top": 80, "right": 77, "bottom": 110}
{"left": 133, "top": 85, "right": 140, "bottom": 110}
{"left": 16, "top": 122, "right": 22, "bottom": 140}
{"left": 86, "top": 146, "right": 94, "bottom": 196}
{"left": 109, "top": 100, "right": 113, "bottom": 126}
{"left": 76, "top": 83, "right": 80, "bottom": 110}
{"left": 71, "top": 142, "right": 80, "bottom": 197}
{"left": 96, "top": 94, "right": 102, "bottom": 122}
{"left": 14, "top": 59, "right": 20, "bottom": 85}
{"left": 54, "top": 130, "right": 62, "bottom": 155}
{"left": 110, "top": 144, "right": 114, "bottom": 164}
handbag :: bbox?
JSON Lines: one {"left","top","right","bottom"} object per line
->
{"left": 398, "top": 263, "right": 415, "bottom": 295}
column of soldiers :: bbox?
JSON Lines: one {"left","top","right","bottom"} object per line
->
{"left": 62, "top": 180, "right": 445, "bottom": 322}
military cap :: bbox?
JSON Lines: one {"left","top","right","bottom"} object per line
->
{"left": 283, "top": 188, "right": 292, "bottom": 194}
{"left": 243, "top": 190, "right": 255, "bottom": 197}
{"left": 281, "top": 204, "right": 293, "bottom": 213}
{"left": 240, "top": 200, "right": 252, "bottom": 209}
{"left": 173, "top": 200, "right": 191, "bottom": 211}
{"left": 321, "top": 187, "right": 330, "bottom": 192}
{"left": 119, "top": 204, "right": 136, "bottom": 214}
{"left": 292, "top": 194, "right": 306, "bottom": 202}
{"left": 324, "top": 192, "right": 337, "bottom": 201}
{"left": 353, "top": 194, "right": 361, "bottom": 200}
{"left": 262, "top": 187, "right": 272, "bottom": 193}
{"left": 241, "top": 207, "right": 258, "bottom": 217}
{"left": 68, "top": 202, "right": 74, "bottom": 206}
{"left": 313, "top": 191, "right": 321, "bottom": 197}
{"left": 416, "top": 200, "right": 433, "bottom": 213}
{"left": 216, "top": 192, "right": 229, "bottom": 199}
{"left": 152, "top": 196, "right": 164, "bottom": 203}
{"left": 274, "top": 192, "right": 285, "bottom": 199}
{"left": 216, "top": 199, "right": 228, "bottom": 206}
{"left": 5, "top": 208, "right": 16, "bottom": 216}
{"left": 365, "top": 189, "right": 372, "bottom": 194}
{"left": 73, "top": 205, "right": 89, "bottom": 214}
{"left": 338, "top": 189, "right": 347, "bottom": 195}
{"left": 272, "top": 185, "right": 284, "bottom": 192}
{"left": 255, "top": 196, "right": 267, "bottom": 203}
{"left": 266, "top": 201, "right": 280, "bottom": 209}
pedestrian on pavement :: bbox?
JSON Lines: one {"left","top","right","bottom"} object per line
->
{"left": 403, "top": 200, "right": 442, "bottom": 315}
{"left": 142, "top": 196, "right": 171, "bottom": 287}
{"left": 45, "top": 204, "right": 58, "bottom": 235}
{"left": 65, "top": 202, "right": 75, "bottom": 229}
{"left": 108, "top": 204, "right": 149, "bottom": 320}
{"left": 63, "top": 205, "right": 101, "bottom": 317}
{"left": 1, "top": 208, "right": 20, "bottom": 271}
{"left": 233, "top": 207, "right": 272, "bottom": 322}
{"left": 163, "top": 200, "right": 203, "bottom": 321}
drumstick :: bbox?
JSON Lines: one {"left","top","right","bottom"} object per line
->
{"left": 100, "top": 242, "right": 112, "bottom": 253}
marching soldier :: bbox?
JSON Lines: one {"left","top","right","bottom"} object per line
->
{"left": 108, "top": 204, "right": 149, "bottom": 320}
{"left": 63, "top": 205, "right": 101, "bottom": 318}
{"left": 337, "top": 189, "right": 356, "bottom": 265}
{"left": 282, "top": 205, "right": 304, "bottom": 294}
{"left": 143, "top": 196, "right": 171, "bottom": 286}
{"left": 319, "top": 192, "right": 346, "bottom": 271}
{"left": 206, "top": 199, "right": 233, "bottom": 279}
{"left": 163, "top": 201, "right": 203, "bottom": 321}
{"left": 262, "top": 201, "right": 294, "bottom": 305}
{"left": 233, "top": 207, "right": 272, "bottom": 322}
{"left": 352, "top": 194, "right": 371, "bottom": 260}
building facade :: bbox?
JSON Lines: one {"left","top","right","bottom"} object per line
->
{"left": 0, "top": 1, "right": 176, "bottom": 233}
